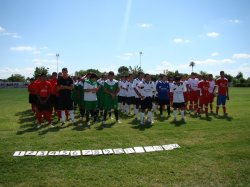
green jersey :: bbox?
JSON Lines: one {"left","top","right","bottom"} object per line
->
{"left": 103, "top": 79, "right": 119, "bottom": 110}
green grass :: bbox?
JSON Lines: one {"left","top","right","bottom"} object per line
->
{"left": 0, "top": 88, "right": 249, "bottom": 186}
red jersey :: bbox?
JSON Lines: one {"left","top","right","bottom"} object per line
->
{"left": 37, "top": 81, "right": 52, "bottom": 97}
{"left": 28, "top": 82, "right": 37, "bottom": 94}
{"left": 198, "top": 81, "right": 209, "bottom": 97}
{"left": 33, "top": 80, "right": 41, "bottom": 94}
{"left": 49, "top": 78, "right": 58, "bottom": 95}
{"left": 216, "top": 78, "right": 228, "bottom": 95}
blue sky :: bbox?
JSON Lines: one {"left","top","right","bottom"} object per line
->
{"left": 1, "top": 0, "right": 250, "bottom": 79}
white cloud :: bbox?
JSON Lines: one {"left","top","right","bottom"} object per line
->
{"left": 207, "top": 32, "right": 219, "bottom": 38}
{"left": 117, "top": 52, "right": 138, "bottom": 60}
{"left": 232, "top": 53, "right": 250, "bottom": 59}
{"left": 10, "top": 46, "right": 36, "bottom": 52}
{"left": 0, "top": 67, "right": 34, "bottom": 79}
{"left": 148, "top": 60, "right": 189, "bottom": 74}
{"left": 0, "top": 26, "right": 21, "bottom": 38}
{"left": 46, "top": 53, "right": 56, "bottom": 56}
{"left": 229, "top": 19, "right": 240, "bottom": 24}
{"left": 138, "top": 23, "right": 153, "bottom": 28}
{"left": 211, "top": 52, "right": 219, "bottom": 57}
{"left": 173, "top": 38, "right": 190, "bottom": 43}
{"left": 195, "top": 58, "right": 234, "bottom": 66}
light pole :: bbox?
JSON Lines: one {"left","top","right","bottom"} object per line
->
{"left": 56, "top": 53, "right": 59, "bottom": 74}
{"left": 139, "top": 51, "right": 143, "bottom": 69}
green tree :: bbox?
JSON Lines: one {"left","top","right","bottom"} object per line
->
{"left": 128, "top": 65, "right": 143, "bottom": 76}
{"left": 75, "top": 69, "right": 102, "bottom": 77}
{"left": 33, "top": 66, "right": 49, "bottom": 78}
{"left": 118, "top": 66, "right": 129, "bottom": 76}
{"left": 189, "top": 61, "right": 195, "bottom": 72}
{"left": 7, "top": 74, "right": 25, "bottom": 82}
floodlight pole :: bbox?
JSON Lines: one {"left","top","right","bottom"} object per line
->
{"left": 56, "top": 53, "right": 59, "bottom": 74}
{"left": 139, "top": 51, "right": 143, "bottom": 69}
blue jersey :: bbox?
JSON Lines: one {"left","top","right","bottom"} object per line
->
{"left": 156, "top": 81, "right": 170, "bottom": 100}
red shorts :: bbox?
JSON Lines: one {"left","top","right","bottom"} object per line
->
{"left": 183, "top": 92, "right": 189, "bottom": 102}
{"left": 208, "top": 93, "right": 214, "bottom": 103}
{"left": 199, "top": 96, "right": 209, "bottom": 106}
{"left": 189, "top": 91, "right": 199, "bottom": 102}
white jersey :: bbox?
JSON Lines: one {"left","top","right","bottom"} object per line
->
{"left": 118, "top": 80, "right": 127, "bottom": 97}
{"left": 170, "top": 83, "right": 186, "bottom": 103}
{"left": 188, "top": 78, "right": 199, "bottom": 91}
{"left": 208, "top": 80, "right": 215, "bottom": 93}
{"left": 132, "top": 78, "right": 143, "bottom": 98}
{"left": 137, "top": 81, "right": 154, "bottom": 97}
{"left": 127, "top": 81, "right": 136, "bottom": 97}
{"left": 97, "top": 78, "right": 105, "bottom": 86}
{"left": 84, "top": 80, "right": 98, "bottom": 101}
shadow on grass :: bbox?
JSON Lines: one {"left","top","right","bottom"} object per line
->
{"left": 95, "top": 122, "right": 116, "bottom": 130}
{"left": 214, "top": 114, "right": 233, "bottom": 121}
{"left": 131, "top": 123, "right": 153, "bottom": 131}
{"left": 169, "top": 119, "right": 186, "bottom": 127}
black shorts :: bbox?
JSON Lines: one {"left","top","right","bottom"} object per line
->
{"left": 37, "top": 97, "right": 51, "bottom": 111}
{"left": 158, "top": 99, "right": 170, "bottom": 106}
{"left": 172, "top": 102, "right": 185, "bottom": 109}
{"left": 141, "top": 97, "right": 153, "bottom": 110}
{"left": 58, "top": 96, "right": 73, "bottom": 110}
{"left": 126, "top": 97, "right": 135, "bottom": 105}
{"left": 153, "top": 96, "right": 158, "bottom": 103}
{"left": 29, "top": 94, "right": 37, "bottom": 104}
{"left": 50, "top": 94, "right": 58, "bottom": 108}
{"left": 134, "top": 98, "right": 141, "bottom": 108}
{"left": 118, "top": 96, "right": 126, "bottom": 104}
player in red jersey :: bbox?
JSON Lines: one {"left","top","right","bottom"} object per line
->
{"left": 27, "top": 78, "right": 37, "bottom": 113}
{"left": 214, "top": 71, "right": 229, "bottom": 115}
{"left": 208, "top": 74, "right": 215, "bottom": 113}
{"left": 36, "top": 73, "right": 52, "bottom": 128}
{"left": 197, "top": 75, "right": 210, "bottom": 117}
{"left": 49, "top": 72, "right": 58, "bottom": 115}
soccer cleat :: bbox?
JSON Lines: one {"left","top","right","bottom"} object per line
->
{"left": 116, "top": 120, "right": 121, "bottom": 124}
{"left": 49, "top": 124, "right": 55, "bottom": 128}
{"left": 61, "top": 122, "right": 65, "bottom": 126}
{"left": 78, "top": 123, "right": 83, "bottom": 127}
{"left": 37, "top": 124, "right": 42, "bottom": 129}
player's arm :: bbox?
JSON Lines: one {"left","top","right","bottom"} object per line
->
{"left": 226, "top": 83, "right": 229, "bottom": 100}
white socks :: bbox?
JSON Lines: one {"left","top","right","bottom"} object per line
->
{"left": 140, "top": 112, "right": 144, "bottom": 124}
{"left": 173, "top": 110, "right": 177, "bottom": 119}
{"left": 180, "top": 110, "right": 184, "bottom": 119}
{"left": 69, "top": 110, "right": 75, "bottom": 123}
{"left": 148, "top": 111, "right": 152, "bottom": 122}
{"left": 61, "top": 111, "right": 66, "bottom": 123}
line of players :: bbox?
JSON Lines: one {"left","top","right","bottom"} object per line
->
{"left": 28, "top": 68, "right": 229, "bottom": 128}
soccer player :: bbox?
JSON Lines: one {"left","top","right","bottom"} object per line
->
{"left": 118, "top": 76, "right": 127, "bottom": 113}
{"left": 126, "top": 74, "right": 136, "bottom": 116}
{"left": 197, "top": 75, "right": 210, "bottom": 117}
{"left": 214, "top": 71, "right": 229, "bottom": 115}
{"left": 156, "top": 74, "right": 170, "bottom": 117}
{"left": 36, "top": 73, "right": 52, "bottom": 128}
{"left": 208, "top": 74, "right": 215, "bottom": 113}
{"left": 49, "top": 72, "right": 58, "bottom": 115}
{"left": 132, "top": 72, "right": 144, "bottom": 121}
{"left": 27, "top": 78, "right": 37, "bottom": 114}
{"left": 103, "top": 71, "right": 120, "bottom": 124}
{"left": 84, "top": 73, "right": 99, "bottom": 127}
{"left": 137, "top": 74, "right": 154, "bottom": 126}
{"left": 170, "top": 76, "right": 186, "bottom": 121}
{"left": 187, "top": 72, "right": 199, "bottom": 111}
{"left": 57, "top": 68, "right": 75, "bottom": 125}
{"left": 181, "top": 75, "right": 190, "bottom": 111}
{"left": 97, "top": 73, "right": 107, "bottom": 118}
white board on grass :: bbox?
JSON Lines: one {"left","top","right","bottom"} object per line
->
{"left": 113, "top": 148, "right": 124, "bottom": 154}
{"left": 82, "top": 150, "right": 93, "bottom": 156}
{"left": 162, "top": 144, "right": 175, "bottom": 150}
{"left": 13, "top": 151, "right": 26, "bottom": 157}
{"left": 70, "top": 150, "right": 81, "bottom": 156}
{"left": 134, "top": 147, "right": 145, "bottom": 153}
{"left": 48, "top": 151, "right": 60, "bottom": 156}
{"left": 25, "top": 151, "right": 37, "bottom": 156}
{"left": 153, "top": 146, "right": 164, "bottom": 151}
{"left": 59, "top": 150, "right": 70, "bottom": 156}
{"left": 124, "top": 148, "right": 135, "bottom": 154}
{"left": 92, "top": 150, "right": 103, "bottom": 155}
{"left": 103, "top": 149, "right": 114, "bottom": 155}
{"left": 144, "top": 146, "right": 156, "bottom": 152}
{"left": 170, "top": 144, "right": 181, "bottom": 149}
{"left": 36, "top": 151, "right": 48, "bottom": 156}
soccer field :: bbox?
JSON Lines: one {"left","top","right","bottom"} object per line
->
{"left": 0, "top": 88, "right": 249, "bottom": 186}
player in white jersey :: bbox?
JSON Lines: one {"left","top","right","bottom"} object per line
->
{"left": 208, "top": 74, "right": 216, "bottom": 113}
{"left": 132, "top": 72, "right": 144, "bottom": 121}
{"left": 118, "top": 76, "right": 127, "bottom": 113}
{"left": 170, "top": 76, "right": 187, "bottom": 121}
{"left": 126, "top": 74, "right": 136, "bottom": 116}
{"left": 137, "top": 74, "right": 155, "bottom": 126}
{"left": 187, "top": 72, "right": 199, "bottom": 111}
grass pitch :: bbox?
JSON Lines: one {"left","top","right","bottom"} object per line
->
{"left": 0, "top": 88, "right": 249, "bottom": 186}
